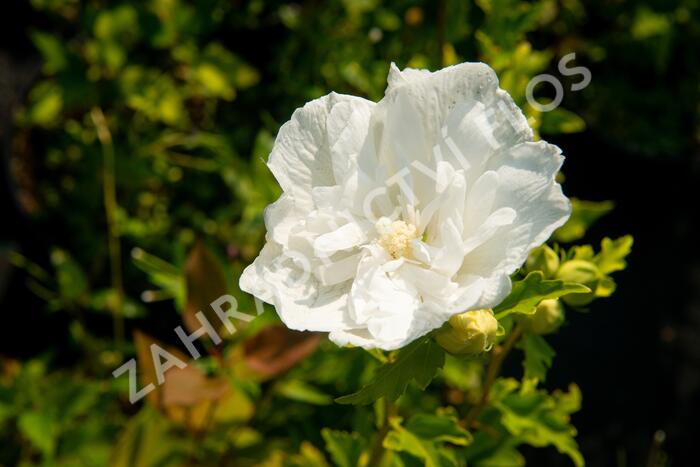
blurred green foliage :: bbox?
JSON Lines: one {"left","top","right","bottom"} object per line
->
{"left": 1, "top": 0, "right": 694, "bottom": 465}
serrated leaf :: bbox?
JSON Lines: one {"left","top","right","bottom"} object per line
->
{"left": 404, "top": 413, "right": 473, "bottom": 446}
{"left": 494, "top": 272, "right": 590, "bottom": 320}
{"left": 494, "top": 382, "right": 584, "bottom": 467}
{"left": 321, "top": 429, "right": 366, "bottom": 467}
{"left": 384, "top": 413, "right": 470, "bottom": 467}
{"left": 335, "top": 337, "right": 445, "bottom": 405}
{"left": 517, "top": 334, "right": 556, "bottom": 382}
{"left": 594, "top": 236, "right": 633, "bottom": 275}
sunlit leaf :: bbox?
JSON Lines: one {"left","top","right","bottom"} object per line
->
{"left": 594, "top": 235, "right": 634, "bottom": 275}
{"left": 384, "top": 412, "right": 471, "bottom": 467}
{"left": 517, "top": 333, "right": 555, "bottom": 382}
{"left": 494, "top": 272, "right": 590, "bottom": 320}
{"left": 493, "top": 380, "right": 584, "bottom": 467}
{"left": 336, "top": 336, "right": 445, "bottom": 405}
{"left": 18, "top": 410, "right": 57, "bottom": 457}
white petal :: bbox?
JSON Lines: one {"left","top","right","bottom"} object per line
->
{"left": 382, "top": 62, "right": 501, "bottom": 145}
{"left": 313, "top": 221, "right": 369, "bottom": 257}
{"left": 448, "top": 273, "right": 512, "bottom": 315}
{"left": 239, "top": 242, "right": 281, "bottom": 304}
{"left": 432, "top": 218, "right": 465, "bottom": 277}
{"left": 462, "top": 206, "right": 517, "bottom": 255}
{"left": 243, "top": 246, "right": 355, "bottom": 333}
{"left": 464, "top": 170, "right": 500, "bottom": 229}
{"left": 463, "top": 141, "right": 570, "bottom": 275}
{"left": 386, "top": 62, "right": 431, "bottom": 92}
{"left": 263, "top": 194, "right": 300, "bottom": 246}
{"left": 327, "top": 97, "right": 375, "bottom": 183}
{"left": 399, "top": 263, "right": 459, "bottom": 300}
{"left": 268, "top": 92, "right": 374, "bottom": 213}
{"left": 314, "top": 253, "right": 363, "bottom": 286}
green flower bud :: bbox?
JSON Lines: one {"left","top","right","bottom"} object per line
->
{"left": 435, "top": 309, "right": 498, "bottom": 355}
{"left": 525, "top": 245, "right": 560, "bottom": 278}
{"left": 556, "top": 259, "right": 599, "bottom": 306}
{"left": 520, "top": 298, "right": 565, "bottom": 335}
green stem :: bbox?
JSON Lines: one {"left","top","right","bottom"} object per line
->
{"left": 90, "top": 107, "right": 125, "bottom": 349}
{"left": 465, "top": 325, "right": 523, "bottom": 428}
{"left": 367, "top": 398, "right": 396, "bottom": 467}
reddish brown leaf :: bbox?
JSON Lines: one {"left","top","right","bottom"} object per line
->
{"left": 133, "top": 330, "right": 253, "bottom": 431}
{"left": 134, "top": 330, "right": 191, "bottom": 409}
{"left": 184, "top": 239, "right": 229, "bottom": 336}
{"left": 243, "top": 325, "right": 323, "bottom": 380}
{"left": 161, "top": 365, "right": 228, "bottom": 407}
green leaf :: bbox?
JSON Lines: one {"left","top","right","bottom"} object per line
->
{"left": 404, "top": 412, "right": 473, "bottom": 446}
{"left": 335, "top": 337, "right": 445, "bottom": 405}
{"left": 594, "top": 236, "right": 634, "bottom": 275}
{"left": 119, "top": 66, "right": 186, "bottom": 126}
{"left": 494, "top": 272, "right": 590, "bottom": 320}
{"left": 321, "top": 429, "right": 366, "bottom": 467}
{"left": 18, "top": 410, "right": 58, "bottom": 458}
{"left": 517, "top": 334, "right": 556, "bottom": 382}
{"left": 275, "top": 380, "right": 333, "bottom": 406}
{"left": 25, "top": 81, "right": 63, "bottom": 128}
{"left": 554, "top": 199, "right": 615, "bottom": 243}
{"left": 475, "top": 445, "right": 525, "bottom": 467}
{"left": 30, "top": 30, "right": 67, "bottom": 74}
{"left": 557, "top": 236, "right": 633, "bottom": 306}
{"left": 384, "top": 413, "right": 469, "bottom": 467}
{"left": 494, "top": 381, "right": 584, "bottom": 467}
{"left": 131, "top": 248, "right": 185, "bottom": 310}
{"left": 111, "top": 407, "right": 186, "bottom": 467}
{"left": 50, "top": 248, "right": 88, "bottom": 303}
{"left": 293, "top": 442, "right": 330, "bottom": 467}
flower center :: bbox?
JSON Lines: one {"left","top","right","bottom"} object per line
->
{"left": 376, "top": 218, "right": 418, "bottom": 259}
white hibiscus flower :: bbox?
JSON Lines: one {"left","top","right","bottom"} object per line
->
{"left": 240, "top": 62, "right": 571, "bottom": 350}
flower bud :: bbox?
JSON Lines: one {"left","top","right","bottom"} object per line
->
{"left": 525, "top": 245, "right": 560, "bottom": 278}
{"left": 556, "top": 259, "right": 599, "bottom": 306}
{"left": 520, "top": 298, "right": 564, "bottom": 335}
{"left": 435, "top": 309, "right": 498, "bottom": 355}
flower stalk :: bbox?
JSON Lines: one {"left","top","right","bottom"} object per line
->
{"left": 366, "top": 397, "right": 397, "bottom": 467}
{"left": 91, "top": 107, "right": 125, "bottom": 349}
{"left": 465, "top": 324, "right": 524, "bottom": 428}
